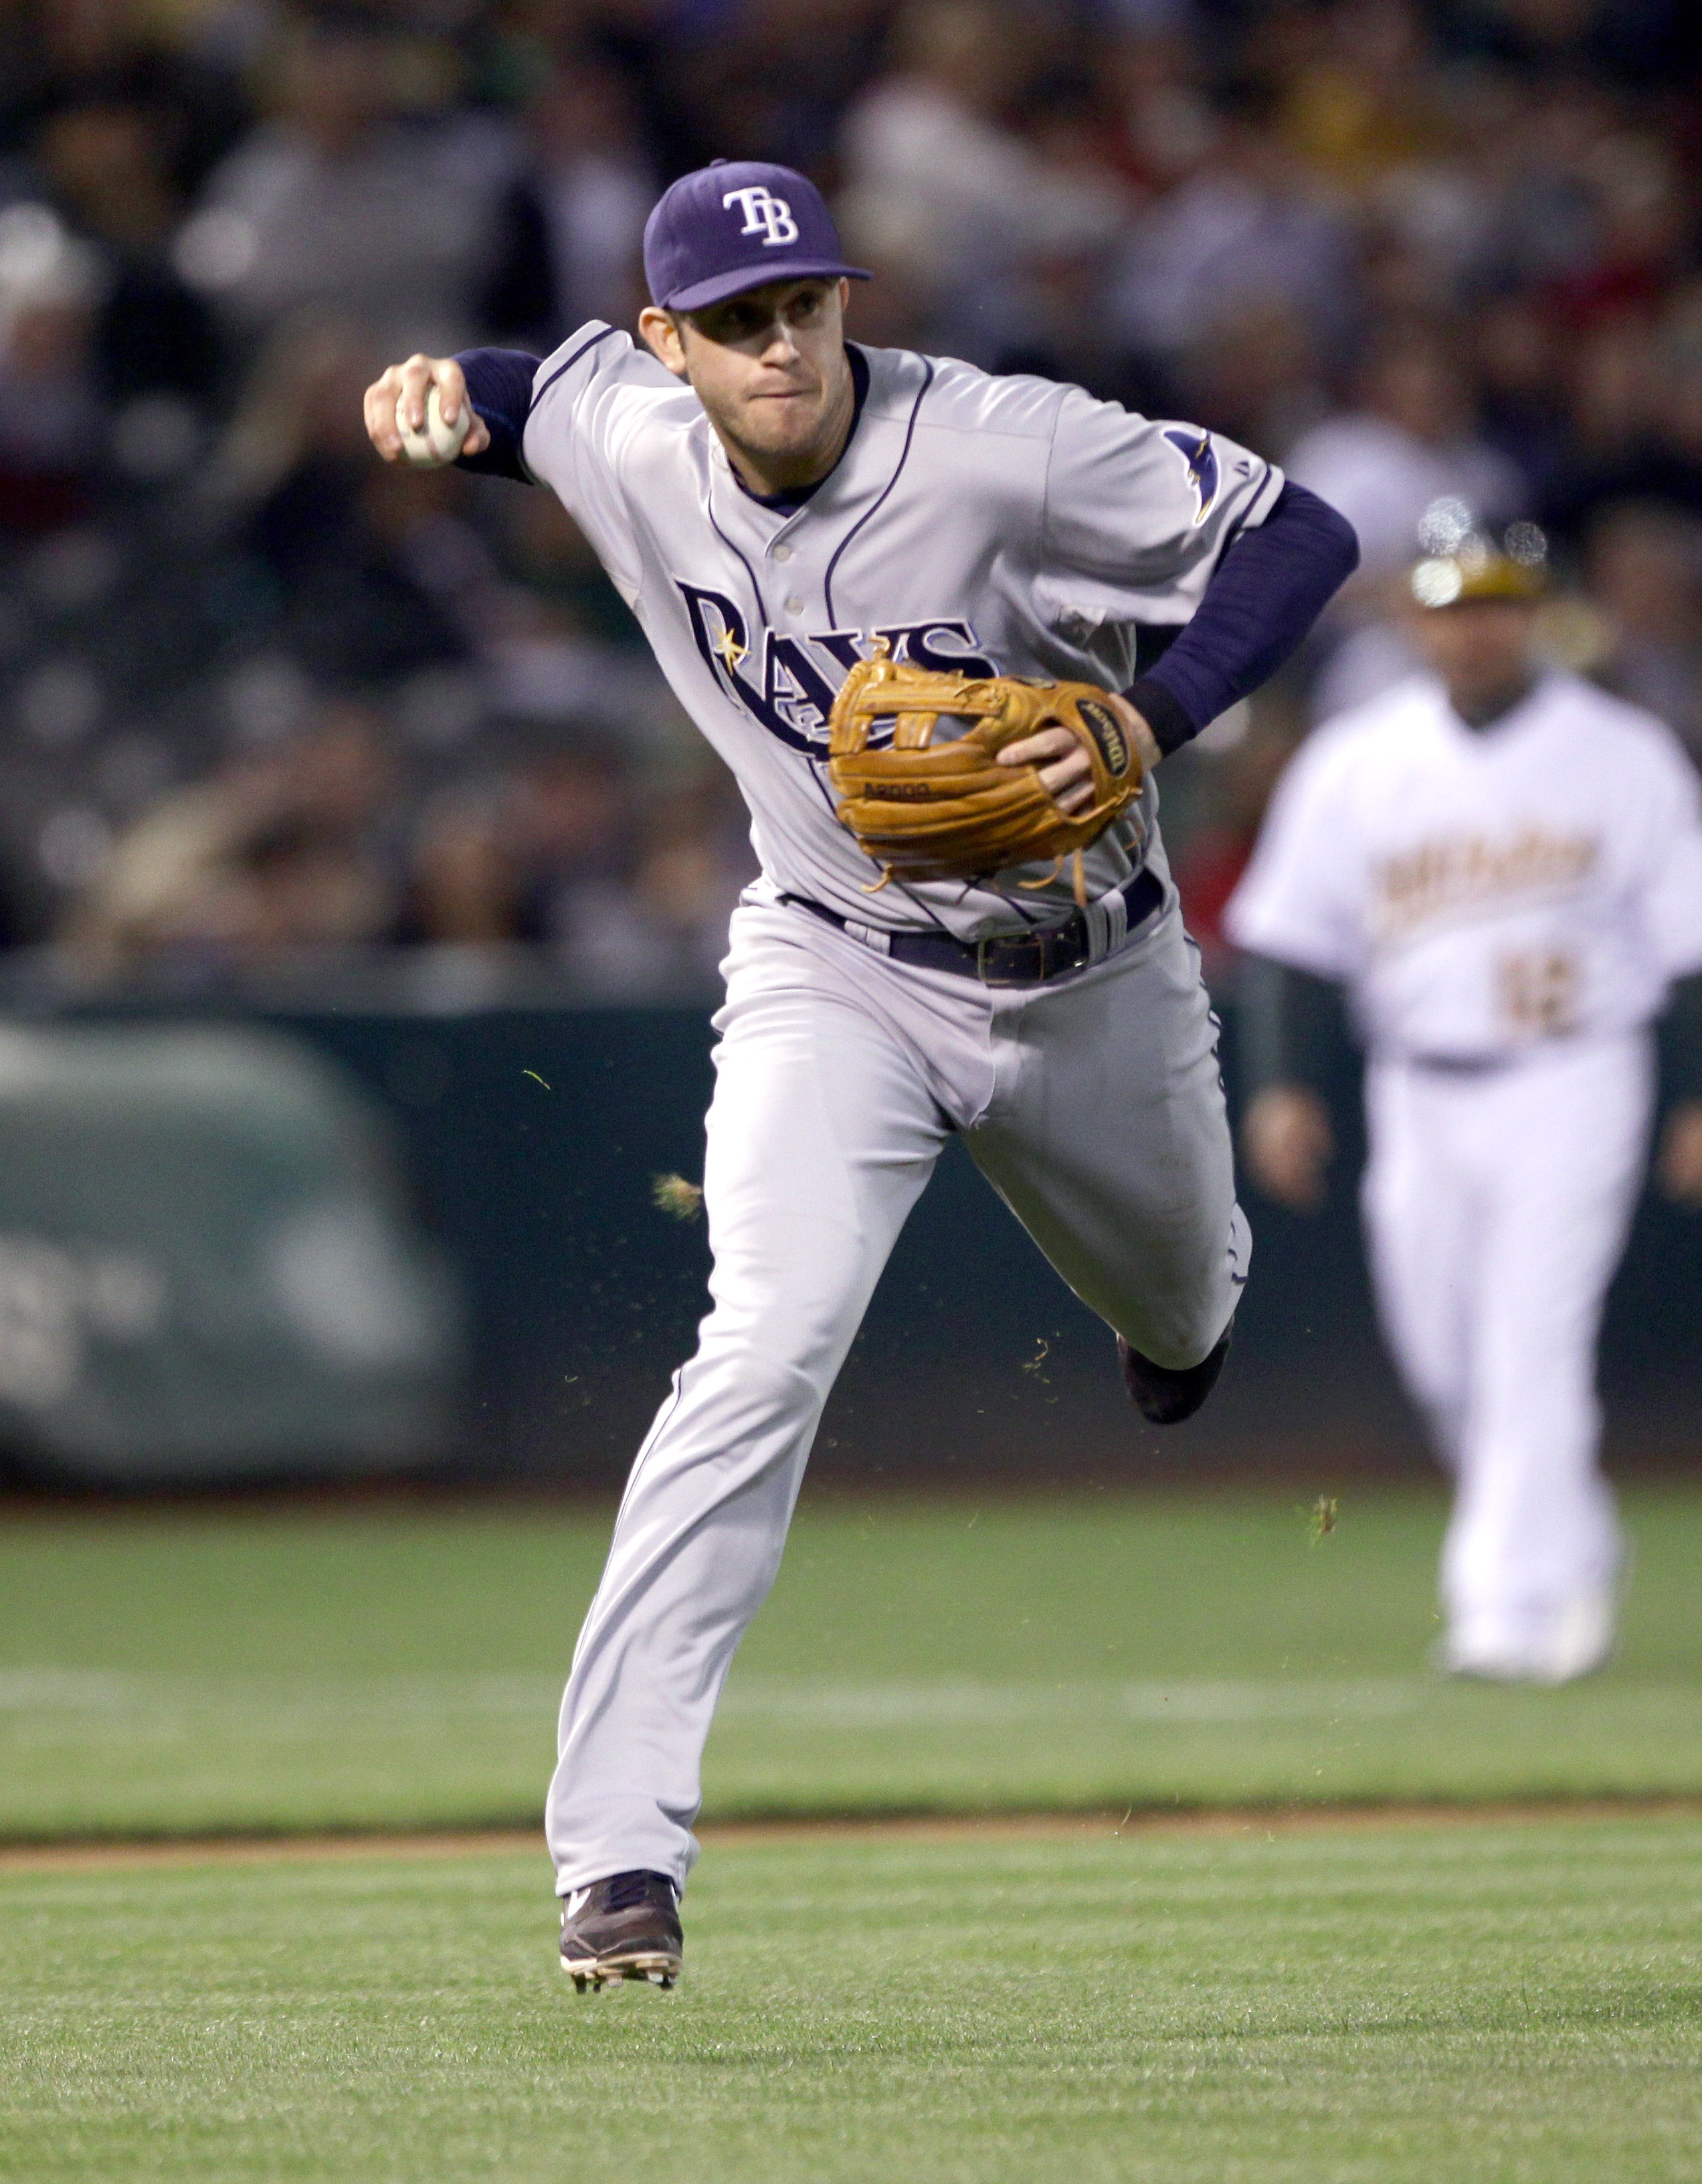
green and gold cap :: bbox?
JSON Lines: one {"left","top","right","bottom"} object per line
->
{"left": 1408, "top": 503, "right": 1549, "bottom": 608}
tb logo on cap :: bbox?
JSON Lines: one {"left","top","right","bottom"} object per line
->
{"left": 723, "top": 185, "right": 800, "bottom": 248}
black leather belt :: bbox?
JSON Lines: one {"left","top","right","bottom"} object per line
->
{"left": 781, "top": 864, "right": 1165, "bottom": 988}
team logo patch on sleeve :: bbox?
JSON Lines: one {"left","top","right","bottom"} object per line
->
{"left": 1163, "top": 428, "right": 1220, "bottom": 525}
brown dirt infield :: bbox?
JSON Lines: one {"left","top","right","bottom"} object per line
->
{"left": 3, "top": 1798, "right": 1699, "bottom": 1875}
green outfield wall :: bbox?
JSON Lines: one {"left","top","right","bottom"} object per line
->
{"left": 2, "top": 976, "right": 1699, "bottom": 1484}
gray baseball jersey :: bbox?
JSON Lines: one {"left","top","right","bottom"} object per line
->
{"left": 492, "top": 322, "right": 1275, "bottom": 1899}
{"left": 516, "top": 325, "right": 1284, "bottom": 938}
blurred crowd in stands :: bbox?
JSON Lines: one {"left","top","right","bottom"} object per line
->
{"left": 0, "top": 0, "right": 1699, "bottom": 991}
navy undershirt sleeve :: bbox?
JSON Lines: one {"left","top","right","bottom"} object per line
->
{"left": 1237, "top": 951, "right": 1343, "bottom": 1097}
{"left": 1123, "top": 481, "right": 1359, "bottom": 756}
{"left": 452, "top": 348, "right": 541, "bottom": 480}
{"left": 1665, "top": 970, "right": 1702, "bottom": 1103}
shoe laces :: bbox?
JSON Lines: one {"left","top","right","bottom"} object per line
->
{"left": 599, "top": 1869, "right": 673, "bottom": 1912}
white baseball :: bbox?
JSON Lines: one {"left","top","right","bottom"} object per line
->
{"left": 395, "top": 383, "right": 471, "bottom": 467}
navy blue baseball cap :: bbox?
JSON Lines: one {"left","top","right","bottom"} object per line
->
{"left": 643, "top": 159, "right": 870, "bottom": 314}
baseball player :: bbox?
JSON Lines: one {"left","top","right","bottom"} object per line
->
{"left": 1228, "top": 529, "right": 1702, "bottom": 1687}
{"left": 364, "top": 159, "right": 1357, "bottom": 1987}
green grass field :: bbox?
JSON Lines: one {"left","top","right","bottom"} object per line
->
{"left": 3, "top": 1485, "right": 1702, "bottom": 1837}
{"left": 5, "top": 1817, "right": 1701, "bottom": 2183}
{"left": 6, "top": 1486, "right": 1702, "bottom": 2181}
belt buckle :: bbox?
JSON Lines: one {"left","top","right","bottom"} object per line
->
{"left": 975, "top": 931, "right": 1050, "bottom": 987}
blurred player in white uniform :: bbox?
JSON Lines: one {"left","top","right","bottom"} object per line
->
{"left": 365, "top": 159, "right": 1357, "bottom": 1983}
{"left": 1228, "top": 531, "right": 1702, "bottom": 1684}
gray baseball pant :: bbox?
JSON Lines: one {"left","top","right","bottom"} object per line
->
{"left": 547, "top": 887, "right": 1248, "bottom": 1891}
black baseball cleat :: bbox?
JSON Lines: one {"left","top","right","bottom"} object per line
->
{"left": 1119, "top": 1319, "right": 1234, "bottom": 1426}
{"left": 559, "top": 1870, "right": 683, "bottom": 1993}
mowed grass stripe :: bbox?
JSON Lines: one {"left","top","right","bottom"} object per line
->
{"left": 0, "top": 1669, "right": 1447, "bottom": 1721}
{"left": 3, "top": 1817, "right": 1700, "bottom": 2183}
{"left": 3, "top": 1485, "right": 1701, "bottom": 1836}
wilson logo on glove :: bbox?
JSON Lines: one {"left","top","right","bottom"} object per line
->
{"left": 1076, "top": 701, "right": 1129, "bottom": 776}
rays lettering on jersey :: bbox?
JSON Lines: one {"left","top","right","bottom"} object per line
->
{"left": 677, "top": 582, "right": 996, "bottom": 751}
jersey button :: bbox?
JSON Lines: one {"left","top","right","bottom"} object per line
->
{"left": 784, "top": 595, "right": 804, "bottom": 615}
{"left": 773, "top": 543, "right": 793, "bottom": 562}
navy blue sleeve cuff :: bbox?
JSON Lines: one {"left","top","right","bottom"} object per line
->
{"left": 1121, "top": 676, "right": 1195, "bottom": 759}
{"left": 452, "top": 348, "right": 540, "bottom": 481}
{"left": 1123, "top": 480, "right": 1359, "bottom": 753}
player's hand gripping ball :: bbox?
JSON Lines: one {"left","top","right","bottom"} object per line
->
{"left": 826, "top": 654, "right": 1145, "bottom": 895}
{"left": 395, "top": 384, "right": 472, "bottom": 467}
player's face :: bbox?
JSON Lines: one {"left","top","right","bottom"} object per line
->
{"left": 640, "top": 278, "right": 854, "bottom": 490}
{"left": 1411, "top": 600, "right": 1540, "bottom": 717}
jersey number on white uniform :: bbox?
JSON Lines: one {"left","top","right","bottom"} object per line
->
{"left": 1497, "top": 950, "right": 1582, "bottom": 1037}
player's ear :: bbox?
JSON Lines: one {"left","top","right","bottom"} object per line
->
{"left": 639, "top": 306, "right": 688, "bottom": 379}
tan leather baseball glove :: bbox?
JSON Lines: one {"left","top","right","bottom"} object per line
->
{"left": 826, "top": 654, "right": 1145, "bottom": 900}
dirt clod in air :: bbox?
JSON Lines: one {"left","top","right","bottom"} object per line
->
{"left": 652, "top": 1173, "right": 705, "bottom": 1220}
